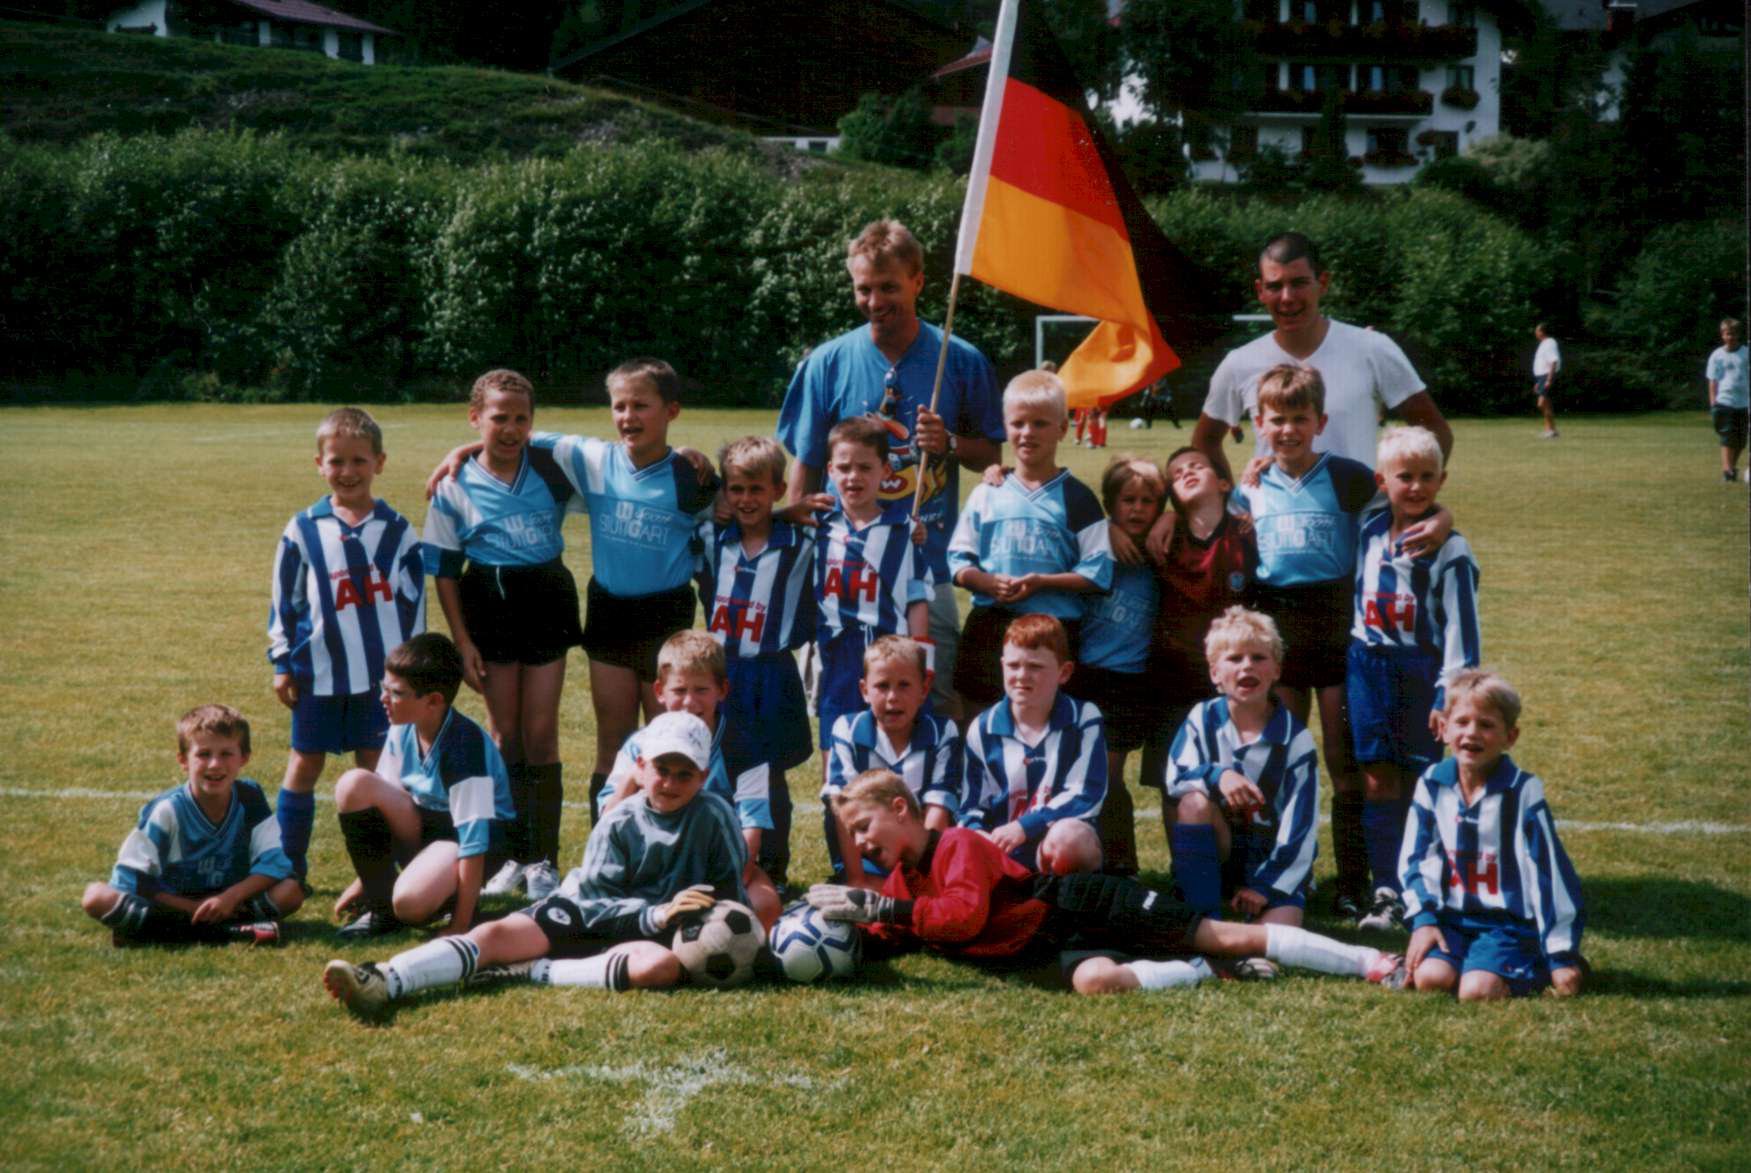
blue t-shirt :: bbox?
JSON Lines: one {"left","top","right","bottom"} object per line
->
{"left": 947, "top": 469, "right": 1114, "bottom": 622}
{"left": 110, "top": 779, "right": 293, "bottom": 897}
{"left": 1078, "top": 562, "right": 1159, "bottom": 673}
{"left": 1238, "top": 454, "right": 1379, "bottom": 588}
{"left": 1708, "top": 345, "right": 1749, "bottom": 409}
{"left": 776, "top": 322, "right": 1002, "bottom": 578}
{"left": 377, "top": 709, "right": 515, "bottom": 859}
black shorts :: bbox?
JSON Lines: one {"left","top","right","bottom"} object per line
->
{"left": 524, "top": 893, "right": 635, "bottom": 958}
{"left": 1067, "top": 665, "right": 1160, "bottom": 753}
{"left": 953, "top": 606, "right": 1081, "bottom": 711}
{"left": 1035, "top": 872, "right": 1202, "bottom": 957}
{"left": 582, "top": 578, "right": 697, "bottom": 682}
{"left": 1713, "top": 405, "right": 1748, "bottom": 448}
{"left": 1251, "top": 581, "right": 1350, "bottom": 690}
{"left": 459, "top": 560, "right": 583, "bottom": 666}
{"left": 408, "top": 804, "right": 508, "bottom": 870}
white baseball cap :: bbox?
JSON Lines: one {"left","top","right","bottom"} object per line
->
{"left": 636, "top": 711, "right": 712, "bottom": 771}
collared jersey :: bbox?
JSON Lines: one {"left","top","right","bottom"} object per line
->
{"left": 824, "top": 709, "right": 963, "bottom": 815}
{"left": 1079, "top": 562, "right": 1159, "bottom": 673}
{"left": 947, "top": 469, "right": 1114, "bottom": 621}
{"left": 813, "top": 503, "right": 932, "bottom": 642}
{"left": 1399, "top": 755, "right": 1585, "bottom": 968}
{"left": 609, "top": 713, "right": 774, "bottom": 833}
{"left": 866, "top": 828, "right": 1052, "bottom": 960}
{"left": 535, "top": 432, "right": 717, "bottom": 598}
{"left": 110, "top": 778, "right": 293, "bottom": 897}
{"left": 962, "top": 693, "right": 1107, "bottom": 840}
{"left": 377, "top": 709, "right": 514, "bottom": 859}
{"left": 423, "top": 448, "right": 575, "bottom": 574}
{"left": 700, "top": 519, "right": 816, "bottom": 657}
{"left": 777, "top": 321, "right": 1002, "bottom": 578}
{"left": 1351, "top": 511, "right": 1481, "bottom": 708}
{"left": 269, "top": 497, "right": 426, "bottom": 696}
{"left": 1164, "top": 698, "right": 1320, "bottom": 900}
{"left": 1238, "top": 453, "right": 1378, "bottom": 587}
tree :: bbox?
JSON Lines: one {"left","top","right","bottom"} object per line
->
{"left": 837, "top": 89, "right": 942, "bottom": 171}
{"left": 1116, "top": 0, "right": 1262, "bottom": 153}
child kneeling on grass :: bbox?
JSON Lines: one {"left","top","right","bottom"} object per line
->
{"left": 1400, "top": 670, "right": 1586, "bottom": 1000}
{"left": 323, "top": 712, "right": 747, "bottom": 1019}
{"left": 809, "top": 770, "right": 1407, "bottom": 995}
{"left": 83, "top": 705, "right": 302, "bottom": 947}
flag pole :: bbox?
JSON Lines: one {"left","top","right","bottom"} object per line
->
{"left": 910, "top": 269, "right": 964, "bottom": 524}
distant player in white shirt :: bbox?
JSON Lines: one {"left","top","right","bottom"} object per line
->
{"left": 1532, "top": 323, "right": 1562, "bottom": 439}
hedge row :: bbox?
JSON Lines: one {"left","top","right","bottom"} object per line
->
{"left": 4, "top": 130, "right": 1724, "bottom": 410}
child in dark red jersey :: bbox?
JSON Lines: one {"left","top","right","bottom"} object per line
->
{"left": 807, "top": 770, "right": 1405, "bottom": 994}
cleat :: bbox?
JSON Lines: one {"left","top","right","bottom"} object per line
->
{"left": 1366, "top": 952, "right": 1410, "bottom": 990}
{"left": 1329, "top": 890, "right": 1366, "bottom": 922}
{"left": 1357, "top": 886, "right": 1406, "bottom": 933}
{"left": 324, "top": 959, "right": 390, "bottom": 1019}
{"left": 336, "top": 910, "right": 402, "bottom": 940}
{"left": 522, "top": 860, "right": 561, "bottom": 901}
{"left": 481, "top": 859, "right": 527, "bottom": 898}
{"left": 469, "top": 960, "right": 536, "bottom": 986}
{"left": 1224, "top": 957, "right": 1279, "bottom": 982}
{"left": 228, "top": 920, "right": 282, "bottom": 946}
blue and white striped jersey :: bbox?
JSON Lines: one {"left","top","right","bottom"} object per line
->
{"left": 1238, "top": 453, "right": 1379, "bottom": 587}
{"left": 1399, "top": 755, "right": 1585, "bottom": 967}
{"left": 110, "top": 778, "right": 293, "bottom": 897}
{"left": 824, "top": 709, "right": 963, "bottom": 815}
{"left": 1351, "top": 512, "right": 1481, "bottom": 709}
{"left": 813, "top": 504, "right": 932, "bottom": 642}
{"left": 699, "top": 520, "right": 816, "bottom": 657}
{"left": 423, "top": 448, "right": 576, "bottom": 575}
{"left": 609, "top": 713, "right": 774, "bottom": 833}
{"left": 269, "top": 498, "right": 425, "bottom": 696}
{"left": 377, "top": 709, "right": 514, "bottom": 859}
{"left": 1164, "top": 698, "right": 1321, "bottom": 900}
{"left": 1078, "top": 562, "right": 1159, "bottom": 673}
{"left": 962, "top": 693, "right": 1107, "bottom": 840}
{"left": 947, "top": 470, "right": 1113, "bottom": 621}
{"left": 535, "top": 432, "right": 716, "bottom": 598}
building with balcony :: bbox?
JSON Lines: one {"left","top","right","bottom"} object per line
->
{"left": 107, "top": 0, "right": 398, "bottom": 65}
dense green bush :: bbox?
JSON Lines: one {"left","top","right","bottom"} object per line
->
{"left": 1612, "top": 220, "right": 1747, "bottom": 357}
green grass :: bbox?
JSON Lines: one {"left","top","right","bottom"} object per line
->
{"left": 0, "top": 21, "right": 824, "bottom": 170}
{"left": 1, "top": 405, "right": 1748, "bottom": 1168}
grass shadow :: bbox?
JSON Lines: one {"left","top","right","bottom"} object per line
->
{"left": 1586, "top": 970, "right": 1751, "bottom": 999}
{"left": 1583, "top": 876, "right": 1751, "bottom": 942}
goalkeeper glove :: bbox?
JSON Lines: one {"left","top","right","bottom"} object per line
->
{"left": 806, "top": 884, "right": 898, "bottom": 925}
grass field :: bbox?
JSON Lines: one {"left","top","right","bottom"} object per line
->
{"left": 2, "top": 404, "right": 1747, "bottom": 1169}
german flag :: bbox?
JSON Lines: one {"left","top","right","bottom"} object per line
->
{"left": 952, "top": 0, "right": 1225, "bottom": 408}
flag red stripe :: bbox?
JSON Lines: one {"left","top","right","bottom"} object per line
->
{"left": 987, "top": 78, "right": 1129, "bottom": 238}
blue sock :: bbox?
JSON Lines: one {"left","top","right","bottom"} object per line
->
{"left": 276, "top": 789, "right": 316, "bottom": 880}
{"left": 1169, "top": 823, "right": 1222, "bottom": 916}
{"left": 1362, "top": 799, "right": 1406, "bottom": 895}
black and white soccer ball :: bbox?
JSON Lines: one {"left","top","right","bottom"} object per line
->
{"left": 768, "top": 899, "right": 862, "bottom": 984}
{"left": 671, "top": 900, "right": 763, "bottom": 989}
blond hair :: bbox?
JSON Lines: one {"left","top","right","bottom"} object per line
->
{"left": 315, "top": 407, "right": 383, "bottom": 456}
{"left": 1255, "top": 363, "right": 1324, "bottom": 416}
{"left": 1204, "top": 605, "right": 1284, "bottom": 667}
{"left": 469, "top": 369, "right": 534, "bottom": 413}
{"left": 863, "top": 634, "right": 928, "bottom": 680}
{"left": 1003, "top": 369, "right": 1067, "bottom": 423}
{"left": 1444, "top": 669, "right": 1522, "bottom": 729}
{"left": 656, "top": 630, "right": 726, "bottom": 686}
{"left": 1375, "top": 425, "right": 1444, "bottom": 475}
{"left": 847, "top": 219, "right": 924, "bottom": 276}
{"left": 831, "top": 768, "right": 921, "bottom": 818}
{"left": 176, "top": 703, "right": 251, "bottom": 757}
{"left": 718, "top": 435, "right": 786, "bottom": 486}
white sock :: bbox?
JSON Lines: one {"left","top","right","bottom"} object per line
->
{"left": 1264, "top": 924, "right": 1379, "bottom": 977}
{"left": 1125, "top": 957, "right": 1215, "bottom": 990}
{"left": 384, "top": 938, "right": 478, "bottom": 999}
{"left": 533, "top": 951, "right": 631, "bottom": 991}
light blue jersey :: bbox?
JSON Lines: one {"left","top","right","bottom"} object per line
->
{"left": 377, "top": 709, "right": 514, "bottom": 859}
{"left": 962, "top": 693, "right": 1107, "bottom": 842}
{"left": 269, "top": 498, "right": 425, "bottom": 696}
{"left": 1078, "top": 562, "right": 1159, "bottom": 673}
{"left": 1238, "top": 453, "right": 1379, "bottom": 587}
{"left": 1351, "top": 510, "right": 1481, "bottom": 709}
{"left": 536, "top": 432, "right": 717, "bottom": 598}
{"left": 110, "top": 778, "right": 292, "bottom": 897}
{"left": 947, "top": 470, "right": 1114, "bottom": 622}
{"left": 423, "top": 448, "right": 575, "bottom": 574}
{"left": 824, "top": 709, "right": 962, "bottom": 815}
{"left": 608, "top": 713, "right": 774, "bottom": 834}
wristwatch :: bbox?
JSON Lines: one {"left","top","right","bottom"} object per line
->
{"left": 945, "top": 434, "right": 959, "bottom": 457}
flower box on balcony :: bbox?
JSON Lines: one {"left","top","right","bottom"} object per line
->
{"left": 1440, "top": 85, "right": 1480, "bottom": 109}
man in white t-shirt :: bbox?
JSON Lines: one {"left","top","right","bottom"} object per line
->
{"left": 1533, "top": 323, "right": 1562, "bottom": 439}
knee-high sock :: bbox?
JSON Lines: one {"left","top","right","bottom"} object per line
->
{"left": 275, "top": 789, "right": 316, "bottom": 880}
{"left": 383, "top": 937, "right": 479, "bottom": 1000}
{"left": 1125, "top": 957, "right": 1215, "bottom": 990}
{"left": 1264, "top": 923, "right": 1380, "bottom": 977}
{"left": 1097, "top": 777, "right": 1138, "bottom": 875}
{"left": 1169, "top": 823, "right": 1222, "bottom": 915}
{"left": 758, "top": 770, "right": 792, "bottom": 886}
{"left": 505, "top": 762, "right": 533, "bottom": 863}
{"left": 531, "top": 953, "right": 631, "bottom": 991}
{"left": 1363, "top": 798, "right": 1408, "bottom": 894}
{"left": 588, "top": 772, "right": 609, "bottom": 823}
{"left": 100, "top": 892, "right": 234, "bottom": 945}
{"left": 526, "top": 762, "right": 564, "bottom": 866}
{"left": 338, "top": 807, "right": 399, "bottom": 918}
{"left": 1332, "top": 788, "right": 1367, "bottom": 898}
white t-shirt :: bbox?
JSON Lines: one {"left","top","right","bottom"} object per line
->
{"left": 1707, "top": 345, "right": 1749, "bottom": 410}
{"left": 1201, "top": 319, "right": 1426, "bottom": 468}
{"left": 1534, "top": 336, "right": 1561, "bottom": 377}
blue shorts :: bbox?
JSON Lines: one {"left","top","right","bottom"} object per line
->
{"left": 290, "top": 688, "right": 388, "bottom": 755}
{"left": 1533, "top": 374, "right": 1552, "bottom": 399}
{"left": 815, "top": 630, "right": 872, "bottom": 749}
{"left": 1425, "top": 921, "right": 1551, "bottom": 996}
{"left": 726, "top": 652, "right": 812, "bottom": 770}
{"left": 1346, "top": 642, "right": 1442, "bottom": 772}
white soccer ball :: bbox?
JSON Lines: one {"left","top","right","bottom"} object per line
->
{"left": 671, "top": 900, "right": 763, "bottom": 989}
{"left": 1129, "top": 417, "right": 1146, "bottom": 429}
{"left": 768, "top": 899, "right": 862, "bottom": 983}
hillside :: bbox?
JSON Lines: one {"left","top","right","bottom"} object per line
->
{"left": 0, "top": 20, "right": 829, "bottom": 172}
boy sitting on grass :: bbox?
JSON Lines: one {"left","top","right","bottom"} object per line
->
{"left": 83, "top": 705, "right": 301, "bottom": 947}
{"left": 1400, "top": 670, "right": 1585, "bottom": 1000}
{"left": 810, "top": 770, "right": 1406, "bottom": 995}
{"left": 324, "top": 712, "right": 746, "bottom": 1018}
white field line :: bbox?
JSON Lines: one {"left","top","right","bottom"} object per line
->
{"left": 3, "top": 786, "right": 1747, "bottom": 835}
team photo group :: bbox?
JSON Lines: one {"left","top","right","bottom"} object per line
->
{"left": 81, "top": 218, "right": 1587, "bottom": 1018}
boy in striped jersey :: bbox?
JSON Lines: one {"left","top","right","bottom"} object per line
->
{"left": 1349, "top": 426, "right": 1480, "bottom": 932}
{"left": 269, "top": 408, "right": 426, "bottom": 881}
{"left": 823, "top": 635, "right": 961, "bottom": 884}
{"left": 325, "top": 712, "right": 745, "bottom": 1018}
{"left": 1164, "top": 608, "right": 1319, "bottom": 935}
{"left": 1400, "top": 672, "right": 1584, "bottom": 999}
{"left": 961, "top": 614, "right": 1108, "bottom": 875}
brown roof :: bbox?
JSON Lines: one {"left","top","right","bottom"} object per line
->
{"left": 227, "top": 0, "right": 398, "bottom": 36}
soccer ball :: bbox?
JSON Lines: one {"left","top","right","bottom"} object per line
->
{"left": 1129, "top": 417, "right": 1145, "bottom": 429}
{"left": 671, "top": 900, "right": 764, "bottom": 989}
{"left": 768, "top": 899, "right": 862, "bottom": 983}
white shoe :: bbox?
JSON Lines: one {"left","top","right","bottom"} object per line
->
{"left": 522, "top": 860, "right": 561, "bottom": 901}
{"left": 1356, "top": 885, "right": 1406, "bottom": 932}
{"left": 481, "top": 859, "right": 526, "bottom": 897}
{"left": 323, "top": 959, "right": 390, "bottom": 1019}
